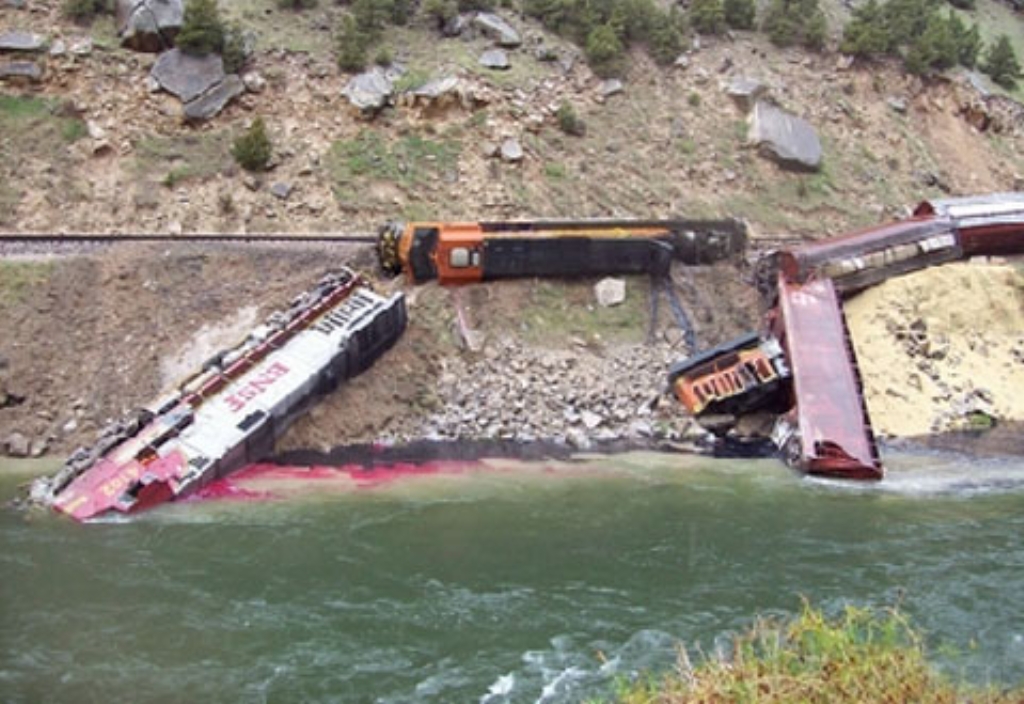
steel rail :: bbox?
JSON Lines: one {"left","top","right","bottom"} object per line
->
{"left": 0, "top": 233, "right": 378, "bottom": 244}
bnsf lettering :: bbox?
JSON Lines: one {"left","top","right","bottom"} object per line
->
{"left": 225, "top": 361, "right": 291, "bottom": 413}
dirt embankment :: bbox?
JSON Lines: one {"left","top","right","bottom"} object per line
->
{"left": 846, "top": 261, "right": 1024, "bottom": 438}
{"left": 0, "top": 245, "right": 760, "bottom": 460}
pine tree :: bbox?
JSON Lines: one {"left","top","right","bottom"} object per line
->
{"left": 906, "top": 12, "right": 957, "bottom": 75}
{"left": 724, "top": 0, "right": 755, "bottom": 30}
{"left": 336, "top": 14, "right": 369, "bottom": 72}
{"left": 649, "top": 8, "right": 686, "bottom": 64}
{"left": 983, "top": 34, "right": 1023, "bottom": 89}
{"left": 176, "top": 0, "right": 225, "bottom": 55}
{"left": 232, "top": 118, "right": 272, "bottom": 172}
{"left": 690, "top": 0, "right": 726, "bottom": 35}
{"left": 839, "top": 0, "right": 889, "bottom": 57}
{"left": 584, "top": 23, "right": 624, "bottom": 77}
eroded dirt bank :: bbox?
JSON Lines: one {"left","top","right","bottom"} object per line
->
{"left": 1, "top": 246, "right": 1021, "bottom": 464}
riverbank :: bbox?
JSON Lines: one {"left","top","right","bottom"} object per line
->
{"left": 614, "top": 604, "right": 1024, "bottom": 703}
{"left": 1, "top": 246, "right": 1022, "bottom": 467}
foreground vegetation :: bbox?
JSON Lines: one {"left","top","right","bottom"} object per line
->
{"left": 612, "top": 604, "right": 1023, "bottom": 703}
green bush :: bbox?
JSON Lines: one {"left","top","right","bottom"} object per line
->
{"left": 948, "top": 12, "right": 981, "bottom": 69}
{"left": 690, "top": 0, "right": 726, "bottom": 34}
{"left": 63, "top": 0, "right": 107, "bottom": 22}
{"left": 556, "top": 101, "right": 586, "bottom": 136}
{"left": 422, "top": 0, "right": 458, "bottom": 29}
{"left": 276, "top": 0, "right": 317, "bottom": 9}
{"left": 905, "top": 12, "right": 958, "bottom": 75}
{"left": 724, "top": 0, "right": 756, "bottom": 30}
{"left": 763, "top": 0, "right": 827, "bottom": 49}
{"left": 336, "top": 15, "right": 369, "bottom": 72}
{"left": 840, "top": 0, "right": 891, "bottom": 57}
{"left": 221, "top": 24, "right": 249, "bottom": 73}
{"left": 585, "top": 23, "right": 625, "bottom": 77}
{"left": 232, "top": 118, "right": 272, "bottom": 172}
{"left": 649, "top": 8, "right": 686, "bottom": 64}
{"left": 176, "top": 0, "right": 225, "bottom": 55}
{"left": 983, "top": 34, "right": 1023, "bottom": 89}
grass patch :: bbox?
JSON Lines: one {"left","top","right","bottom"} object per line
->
{"left": 0, "top": 261, "right": 53, "bottom": 307}
{"left": 325, "top": 129, "right": 460, "bottom": 201}
{"left": 544, "top": 162, "right": 568, "bottom": 180}
{"left": 0, "top": 95, "right": 87, "bottom": 146}
{"left": 133, "top": 131, "right": 235, "bottom": 187}
{"left": 519, "top": 279, "right": 649, "bottom": 346}
{"left": 612, "top": 603, "right": 1023, "bottom": 703}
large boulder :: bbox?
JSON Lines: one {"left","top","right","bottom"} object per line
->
{"left": 183, "top": 74, "right": 244, "bottom": 123}
{"left": 0, "top": 31, "right": 46, "bottom": 53}
{"left": 748, "top": 101, "right": 822, "bottom": 172}
{"left": 342, "top": 67, "right": 394, "bottom": 114}
{"left": 117, "top": 0, "right": 183, "bottom": 52}
{"left": 0, "top": 61, "right": 42, "bottom": 84}
{"left": 472, "top": 12, "right": 521, "bottom": 47}
{"left": 150, "top": 48, "right": 225, "bottom": 102}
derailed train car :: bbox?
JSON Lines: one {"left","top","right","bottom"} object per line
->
{"left": 377, "top": 218, "right": 748, "bottom": 284}
{"left": 672, "top": 192, "right": 1024, "bottom": 481}
{"left": 31, "top": 269, "right": 407, "bottom": 521}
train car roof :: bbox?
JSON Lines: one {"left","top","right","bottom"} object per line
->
{"left": 913, "top": 192, "right": 1024, "bottom": 224}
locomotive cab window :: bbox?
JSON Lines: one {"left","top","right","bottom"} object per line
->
{"left": 449, "top": 248, "right": 481, "bottom": 268}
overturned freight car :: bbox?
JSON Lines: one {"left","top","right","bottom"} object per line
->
{"left": 673, "top": 192, "right": 1024, "bottom": 481}
{"left": 30, "top": 268, "right": 407, "bottom": 521}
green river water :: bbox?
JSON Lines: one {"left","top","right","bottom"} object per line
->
{"left": 2, "top": 448, "right": 1024, "bottom": 703}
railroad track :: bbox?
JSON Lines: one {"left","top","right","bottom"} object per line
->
{"left": 0, "top": 233, "right": 378, "bottom": 244}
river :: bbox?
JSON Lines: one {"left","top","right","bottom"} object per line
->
{"left": 2, "top": 447, "right": 1024, "bottom": 703}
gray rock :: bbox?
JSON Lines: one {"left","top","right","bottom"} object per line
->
{"left": 887, "top": 96, "right": 907, "bottom": 114}
{"left": 500, "top": 138, "right": 523, "bottom": 162}
{"left": 595, "top": 277, "right": 626, "bottom": 307}
{"left": 581, "top": 410, "right": 603, "bottom": 430}
{"left": 70, "top": 37, "right": 93, "bottom": 56}
{"left": 412, "top": 75, "right": 459, "bottom": 100}
{"left": 472, "top": 12, "right": 521, "bottom": 47}
{"left": 30, "top": 439, "right": 48, "bottom": 458}
{"left": 342, "top": 67, "right": 394, "bottom": 114}
{"left": 117, "top": 0, "right": 184, "bottom": 52}
{"left": 50, "top": 39, "right": 67, "bottom": 57}
{"left": 241, "top": 70, "right": 266, "bottom": 93}
{"left": 183, "top": 74, "right": 244, "bottom": 122}
{"left": 3, "top": 0, "right": 28, "bottom": 9}
{"left": 0, "top": 61, "right": 43, "bottom": 83}
{"left": 727, "top": 77, "right": 768, "bottom": 111}
{"left": 479, "top": 48, "right": 510, "bottom": 71}
{"left": 674, "top": 55, "right": 690, "bottom": 69}
{"left": 4, "top": 432, "right": 30, "bottom": 458}
{"left": 442, "top": 14, "right": 468, "bottom": 38}
{"left": 270, "top": 182, "right": 293, "bottom": 200}
{"left": 151, "top": 48, "right": 225, "bottom": 102}
{"left": 600, "top": 78, "right": 623, "bottom": 97}
{"left": 748, "top": 101, "right": 822, "bottom": 172}
{"left": 0, "top": 31, "right": 46, "bottom": 53}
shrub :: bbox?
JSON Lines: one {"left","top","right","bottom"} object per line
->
{"left": 840, "top": 0, "right": 891, "bottom": 57}
{"left": 649, "top": 8, "right": 686, "bottom": 64}
{"left": 763, "top": 0, "right": 827, "bottom": 49}
{"left": 422, "top": 0, "right": 458, "bottom": 29}
{"left": 336, "top": 15, "right": 369, "bottom": 72}
{"left": 176, "top": 0, "right": 225, "bottom": 55}
{"left": 690, "top": 0, "right": 726, "bottom": 35}
{"left": 63, "top": 0, "right": 107, "bottom": 22}
{"left": 352, "top": 0, "right": 393, "bottom": 36}
{"left": 585, "top": 24, "right": 625, "bottom": 77}
{"left": 724, "top": 0, "right": 756, "bottom": 30}
{"left": 983, "top": 34, "right": 1023, "bottom": 89}
{"left": 276, "top": 0, "right": 317, "bottom": 9}
{"left": 221, "top": 24, "right": 249, "bottom": 73}
{"left": 905, "top": 12, "right": 958, "bottom": 75}
{"left": 556, "top": 102, "right": 586, "bottom": 136}
{"left": 232, "top": 118, "right": 272, "bottom": 172}
{"left": 951, "top": 14, "right": 981, "bottom": 69}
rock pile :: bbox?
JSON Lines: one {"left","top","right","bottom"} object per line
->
{"left": 409, "top": 337, "right": 710, "bottom": 450}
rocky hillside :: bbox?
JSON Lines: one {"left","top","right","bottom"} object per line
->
{"left": 1, "top": 0, "right": 1023, "bottom": 239}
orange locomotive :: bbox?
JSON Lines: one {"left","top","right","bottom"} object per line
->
{"left": 377, "top": 219, "right": 748, "bottom": 284}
